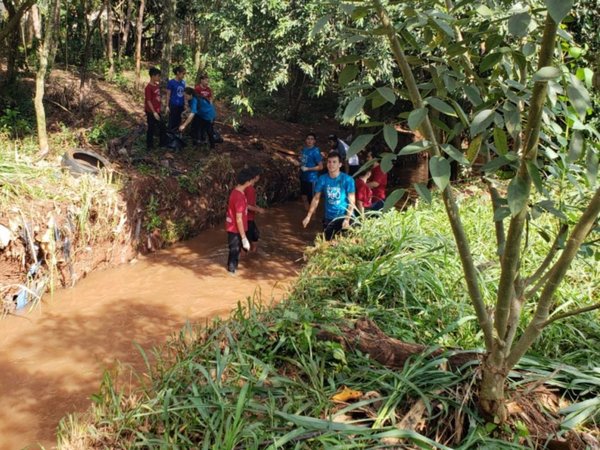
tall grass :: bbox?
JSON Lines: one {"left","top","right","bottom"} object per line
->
{"left": 57, "top": 190, "right": 600, "bottom": 448}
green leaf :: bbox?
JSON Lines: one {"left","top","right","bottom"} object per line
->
{"left": 586, "top": 149, "right": 598, "bottom": 186}
{"left": 504, "top": 108, "right": 521, "bottom": 138}
{"left": 333, "top": 55, "right": 362, "bottom": 64}
{"left": 567, "top": 130, "right": 585, "bottom": 163}
{"left": 339, "top": 65, "right": 359, "bottom": 87}
{"left": 470, "top": 109, "right": 495, "bottom": 136}
{"left": 467, "top": 134, "right": 483, "bottom": 163}
{"left": 493, "top": 127, "right": 509, "bottom": 155}
{"left": 533, "top": 66, "right": 561, "bottom": 81}
{"left": 398, "top": 140, "right": 432, "bottom": 156}
{"left": 527, "top": 161, "right": 547, "bottom": 196}
{"left": 380, "top": 152, "right": 396, "bottom": 173}
{"left": 536, "top": 200, "right": 568, "bottom": 221}
{"left": 382, "top": 189, "right": 406, "bottom": 212}
{"left": 383, "top": 124, "right": 398, "bottom": 151}
{"left": 413, "top": 183, "right": 432, "bottom": 203}
{"left": 376, "top": 86, "right": 396, "bottom": 105}
{"left": 310, "top": 15, "right": 330, "bottom": 38}
{"left": 450, "top": 99, "right": 469, "bottom": 126}
{"left": 480, "top": 52, "right": 502, "bottom": 72}
{"left": 429, "top": 156, "right": 451, "bottom": 190}
{"left": 507, "top": 176, "right": 530, "bottom": 216}
{"left": 545, "top": 0, "right": 574, "bottom": 24}
{"left": 426, "top": 97, "right": 457, "bottom": 117}
{"left": 482, "top": 156, "right": 511, "bottom": 172}
{"left": 441, "top": 144, "right": 469, "bottom": 165}
{"left": 508, "top": 12, "right": 531, "bottom": 37}
{"left": 371, "top": 91, "right": 387, "bottom": 109}
{"left": 408, "top": 107, "right": 428, "bottom": 131}
{"left": 347, "top": 134, "right": 374, "bottom": 157}
{"left": 494, "top": 206, "right": 511, "bottom": 222}
{"left": 567, "top": 75, "right": 591, "bottom": 118}
{"left": 343, "top": 97, "right": 365, "bottom": 122}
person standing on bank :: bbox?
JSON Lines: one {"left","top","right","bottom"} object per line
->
{"left": 302, "top": 151, "right": 355, "bottom": 241}
{"left": 166, "top": 66, "right": 186, "bottom": 130}
{"left": 144, "top": 67, "right": 166, "bottom": 151}
{"left": 244, "top": 167, "right": 266, "bottom": 252}
{"left": 225, "top": 168, "right": 255, "bottom": 274}
{"left": 366, "top": 149, "right": 388, "bottom": 211}
{"left": 299, "top": 133, "right": 323, "bottom": 210}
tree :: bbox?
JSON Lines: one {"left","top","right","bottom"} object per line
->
{"left": 333, "top": 0, "right": 599, "bottom": 422}
{"left": 33, "top": 0, "right": 62, "bottom": 158}
{"left": 133, "top": 0, "right": 145, "bottom": 88}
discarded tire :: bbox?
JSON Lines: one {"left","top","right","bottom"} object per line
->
{"left": 61, "top": 149, "right": 112, "bottom": 175}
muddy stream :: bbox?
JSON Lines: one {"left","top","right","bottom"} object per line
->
{"left": 0, "top": 202, "right": 318, "bottom": 450}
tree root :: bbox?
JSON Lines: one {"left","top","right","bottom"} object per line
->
{"left": 316, "top": 317, "right": 481, "bottom": 370}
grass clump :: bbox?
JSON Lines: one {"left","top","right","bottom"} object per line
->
{"left": 57, "top": 190, "right": 600, "bottom": 448}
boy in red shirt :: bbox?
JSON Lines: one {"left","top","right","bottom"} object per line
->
{"left": 226, "top": 168, "right": 255, "bottom": 274}
{"left": 366, "top": 149, "right": 388, "bottom": 210}
{"left": 144, "top": 67, "right": 166, "bottom": 151}
{"left": 244, "top": 167, "right": 266, "bottom": 252}
{"left": 354, "top": 167, "right": 373, "bottom": 214}
{"left": 194, "top": 73, "right": 213, "bottom": 102}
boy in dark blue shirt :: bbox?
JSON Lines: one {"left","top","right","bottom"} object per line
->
{"left": 299, "top": 133, "right": 323, "bottom": 210}
{"left": 166, "top": 66, "right": 186, "bottom": 130}
{"left": 302, "top": 151, "right": 355, "bottom": 241}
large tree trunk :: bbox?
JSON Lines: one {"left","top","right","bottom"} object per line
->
{"left": 106, "top": 0, "right": 114, "bottom": 77}
{"left": 78, "top": 4, "right": 102, "bottom": 111}
{"left": 33, "top": 0, "right": 61, "bottom": 159}
{"left": 1, "top": 0, "right": 35, "bottom": 84}
{"left": 159, "top": 0, "right": 175, "bottom": 86}
{"left": 134, "top": 0, "right": 146, "bottom": 88}
{"left": 117, "top": 0, "right": 133, "bottom": 63}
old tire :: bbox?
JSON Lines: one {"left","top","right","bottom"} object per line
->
{"left": 61, "top": 149, "right": 111, "bottom": 176}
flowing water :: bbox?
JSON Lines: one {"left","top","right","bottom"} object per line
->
{"left": 0, "top": 202, "right": 318, "bottom": 450}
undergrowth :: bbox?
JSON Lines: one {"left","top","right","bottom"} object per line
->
{"left": 57, "top": 190, "right": 600, "bottom": 449}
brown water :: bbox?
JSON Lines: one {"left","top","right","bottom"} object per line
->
{"left": 0, "top": 202, "right": 319, "bottom": 450}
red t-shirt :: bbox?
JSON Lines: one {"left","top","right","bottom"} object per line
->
{"left": 225, "top": 189, "right": 248, "bottom": 233}
{"left": 144, "top": 82, "right": 161, "bottom": 113}
{"left": 369, "top": 165, "right": 387, "bottom": 201}
{"left": 194, "top": 85, "right": 213, "bottom": 102}
{"left": 355, "top": 178, "right": 372, "bottom": 208}
{"left": 244, "top": 185, "right": 257, "bottom": 221}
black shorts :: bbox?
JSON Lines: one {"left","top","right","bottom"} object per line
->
{"left": 247, "top": 220, "right": 260, "bottom": 242}
{"left": 300, "top": 180, "right": 315, "bottom": 198}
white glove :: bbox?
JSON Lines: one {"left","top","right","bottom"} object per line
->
{"left": 301, "top": 166, "right": 308, "bottom": 172}
{"left": 241, "top": 237, "right": 250, "bottom": 251}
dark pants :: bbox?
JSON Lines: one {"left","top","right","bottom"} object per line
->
{"left": 300, "top": 180, "right": 315, "bottom": 204}
{"left": 168, "top": 104, "right": 184, "bottom": 130}
{"left": 247, "top": 221, "right": 260, "bottom": 242}
{"left": 199, "top": 119, "right": 216, "bottom": 147}
{"left": 146, "top": 112, "right": 166, "bottom": 150}
{"left": 369, "top": 199, "right": 385, "bottom": 211}
{"left": 323, "top": 217, "right": 346, "bottom": 241}
{"left": 227, "top": 232, "right": 242, "bottom": 273}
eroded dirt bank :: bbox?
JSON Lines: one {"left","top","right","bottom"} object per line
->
{"left": 0, "top": 201, "right": 319, "bottom": 450}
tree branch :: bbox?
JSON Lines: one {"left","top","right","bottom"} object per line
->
{"left": 524, "top": 223, "right": 568, "bottom": 298}
{"left": 0, "top": 0, "right": 36, "bottom": 43}
{"left": 508, "top": 186, "right": 600, "bottom": 368}
{"left": 541, "top": 303, "right": 600, "bottom": 328}
{"left": 373, "top": 0, "right": 493, "bottom": 350}
{"left": 494, "top": 14, "right": 558, "bottom": 342}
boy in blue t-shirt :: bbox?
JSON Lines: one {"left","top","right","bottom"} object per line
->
{"left": 166, "top": 66, "right": 186, "bottom": 130}
{"left": 302, "top": 151, "right": 355, "bottom": 241}
{"left": 299, "top": 133, "right": 323, "bottom": 210}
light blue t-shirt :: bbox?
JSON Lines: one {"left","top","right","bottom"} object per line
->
{"left": 300, "top": 147, "right": 322, "bottom": 182}
{"left": 167, "top": 79, "right": 186, "bottom": 107}
{"left": 315, "top": 172, "right": 355, "bottom": 220}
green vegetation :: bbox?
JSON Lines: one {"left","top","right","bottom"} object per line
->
{"left": 58, "top": 193, "right": 599, "bottom": 448}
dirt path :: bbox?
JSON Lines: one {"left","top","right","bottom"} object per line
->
{"left": 0, "top": 202, "right": 319, "bottom": 450}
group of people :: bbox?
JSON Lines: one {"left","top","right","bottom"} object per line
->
{"left": 300, "top": 132, "right": 388, "bottom": 239}
{"left": 226, "top": 132, "right": 388, "bottom": 274}
{"left": 144, "top": 66, "right": 218, "bottom": 151}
